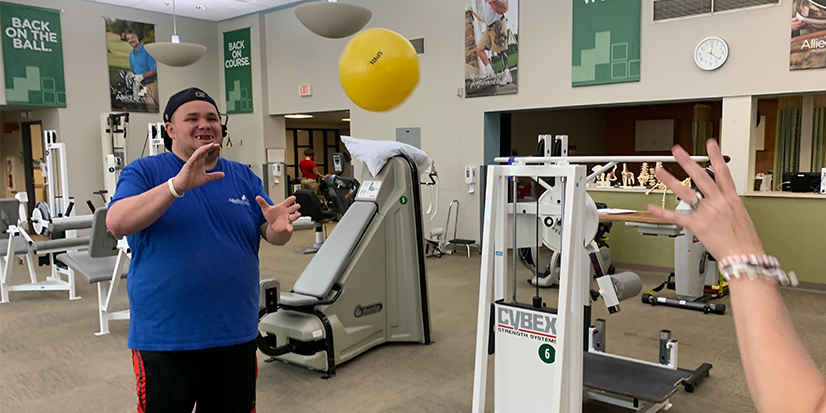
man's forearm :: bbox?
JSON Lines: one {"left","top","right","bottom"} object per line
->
{"left": 261, "top": 223, "right": 292, "bottom": 246}
{"left": 106, "top": 181, "right": 178, "bottom": 237}
{"left": 730, "top": 279, "right": 826, "bottom": 412}
{"left": 143, "top": 70, "right": 157, "bottom": 79}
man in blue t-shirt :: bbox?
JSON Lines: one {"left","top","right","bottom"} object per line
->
{"left": 125, "top": 30, "right": 158, "bottom": 112}
{"left": 107, "top": 88, "right": 301, "bottom": 413}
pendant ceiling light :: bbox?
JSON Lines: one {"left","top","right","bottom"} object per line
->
{"left": 295, "top": 0, "right": 372, "bottom": 39}
{"left": 144, "top": 0, "right": 207, "bottom": 67}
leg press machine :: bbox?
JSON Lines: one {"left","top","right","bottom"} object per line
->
{"left": 258, "top": 155, "right": 432, "bottom": 378}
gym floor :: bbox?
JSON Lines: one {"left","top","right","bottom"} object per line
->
{"left": 1, "top": 225, "right": 825, "bottom": 412}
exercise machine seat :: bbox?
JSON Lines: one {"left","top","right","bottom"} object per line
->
{"left": 294, "top": 190, "right": 337, "bottom": 224}
{"left": 280, "top": 201, "right": 377, "bottom": 307}
{"left": 57, "top": 252, "right": 129, "bottom": 283}
{"left": 0, "top": 238, "right": 30, "bottom": 257}
{"left": 55, "top": 208, "right": 127, "bottom": 283}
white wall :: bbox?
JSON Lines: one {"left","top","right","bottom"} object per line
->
{"left": 263, "top": 0, "right": 826, "bottom": 239}
{"left": 0, "top": 0, "right": 219, "bottom": 208}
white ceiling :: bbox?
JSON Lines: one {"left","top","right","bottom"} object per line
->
{"left": 83, "top": 0, "right": 306, "bottom": 22}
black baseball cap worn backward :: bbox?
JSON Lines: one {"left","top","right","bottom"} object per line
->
{"left": 162, "top": 88, "right": 220, "bottom": 150}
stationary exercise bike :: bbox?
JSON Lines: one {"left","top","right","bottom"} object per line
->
{"left": 641, "top": 169, "right": 727, "bottom": 315}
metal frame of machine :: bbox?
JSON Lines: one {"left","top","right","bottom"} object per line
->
{"left": 258, "top": 155, "right": 432, "bottom": 378}
{"left": 101, "top": 113, "right": 129, "bottom": 204}
{"left": 147, "top": 122, "right": 165, "bottom": 156}
{"left": 1, "top": 130, "right": 91, "bottom": 303}
{"left": 472, "top": 139, "right": 716, "bottom": 412}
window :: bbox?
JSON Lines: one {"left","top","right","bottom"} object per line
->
{"left": 653, "top": 0, "right": 778, "bottom": 21}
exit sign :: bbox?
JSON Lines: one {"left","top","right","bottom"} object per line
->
{"left": 299, "top": 84, "right": 312, "bottom": 96}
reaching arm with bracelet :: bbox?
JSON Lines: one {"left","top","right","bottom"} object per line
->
{"left": 649, "top": 139, "right": 826, "bottom": 413}
{"left": 106, "top": 143, "right": 224, "bottom": 238}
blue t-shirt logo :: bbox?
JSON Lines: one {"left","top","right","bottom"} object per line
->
{"left": 229, "top": 194, "right": 250, "bottom": 206}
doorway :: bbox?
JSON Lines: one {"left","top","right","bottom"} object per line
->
{"left": 23, "top": 122, "right": 46, "bottom": 218}
{"left": 283, "top": 109, "right": 352, "bottom": 191}
{"left": 286, "top": 128, "right": 341, "bottom": 180}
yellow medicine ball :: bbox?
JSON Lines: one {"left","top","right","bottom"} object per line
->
{"left": 339, "top": 28, "right": 419, "bottom": 112}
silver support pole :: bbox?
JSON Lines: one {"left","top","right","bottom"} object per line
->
{"left": 512, "top": 177, "right": 517, "bottom": 303}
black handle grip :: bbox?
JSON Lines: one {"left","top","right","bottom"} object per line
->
{"left": 642, "top": 293, "right": 725, "bottom": 315}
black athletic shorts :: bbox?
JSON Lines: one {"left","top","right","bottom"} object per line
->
{"left": 131, "top": 340, "right": 257, "bottom": 413}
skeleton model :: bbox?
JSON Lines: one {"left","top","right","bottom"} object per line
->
{"left": 638, "top": 163, "right": 651, "bottom": 188}
{"left": 648, "top": 162, "right": 662, "bottom": 187}
{"left": 645, "top": 180, "right": 669, "bottom": 208}
{"left": 675, "top": 177, "right": 692, "bottom": 203}
{"left": 643, "top": 162, "right": 667, "bottom": 208}
{"left": 621, "top": 163, "right": 635, "bottom": 187}
{"left": 590, "top": 165, "right": 605, "bottom": 186}
{"left": 608, "top": 165, "right": 618, "bottom": 184}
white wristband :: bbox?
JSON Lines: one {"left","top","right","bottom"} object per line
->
{"left": 168, "top": 177, "right": 184, "bottom": 198}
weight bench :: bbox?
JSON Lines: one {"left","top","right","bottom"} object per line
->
{"left": 0, "top": 216, "right": 39, "bottom": 303}
{"left": 56, "top": 208, "right": 130, "bottom": 336}
{"left": 0, "top": 197, "right": 85, "bottom": 303}
{"left": 584, "top": 319, "right": 712, "bottom": 412}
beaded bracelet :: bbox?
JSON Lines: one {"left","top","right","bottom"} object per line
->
{"left": 718, "top": 254, "right": 799, "bottom": 287}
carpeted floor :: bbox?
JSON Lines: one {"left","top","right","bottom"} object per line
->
{"left": 1, "top": 226, "right": 825, "bottom": 413}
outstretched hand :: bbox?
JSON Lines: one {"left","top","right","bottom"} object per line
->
{"left": 257, "top": 195, "right": 302, "bottom": 239}
{"left": 647, "top": 139, "right": 764, "bottom": 261}
{"left": 171, "top": 143, "right": 225, "bottom": 194}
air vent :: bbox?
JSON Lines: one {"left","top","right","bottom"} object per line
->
{"left": 654, "top": 0, "right": 779, "bottom": 21}
{"left": 713, "top": 0, "right": 778, "bottom": 12}
{"left": 654, "top": 0, "right": 711, "bottom": 20}
{"left": 409, "top": 37, "right": 424, "bottom": 55}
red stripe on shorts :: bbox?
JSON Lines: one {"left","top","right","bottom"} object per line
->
{"left": 132, "top": 350, "right": 147, "bottom": 413}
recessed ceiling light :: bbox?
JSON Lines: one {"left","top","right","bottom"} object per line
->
{"left": 341, "top": 118, "right": 351, "bottom": 122}
{"left": 195, "top": 5, "right": 207, "bottom": 10}
{"left": 284, "top": 114, "right": 314, "bottom": 119}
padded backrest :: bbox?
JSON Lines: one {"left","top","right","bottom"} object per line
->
{"left": 89, "top": 208, "right": 119, "bottom": 258}
{"left": 292, "top": 201, "right": 377, "bottom": 298}
{"left": 0, "top": 199, "right": 19, "bottom": 240}
{"left": 294, "top": 190, "right": 325, "bottom": 221}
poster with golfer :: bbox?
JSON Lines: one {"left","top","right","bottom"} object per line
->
{"left": 464, "top": 0, "right": 518, "bottom": 98}
{"left": 105, "top": 18, "right": 158, "bottom": 112}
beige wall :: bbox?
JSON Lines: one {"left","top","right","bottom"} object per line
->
{"left": 217, "top": 14, "right": 288, "bottom": 202}
{"left": 0, "top": 0, "right": 219, "bottom": 208}
{"left": 263, "top": 0, "right": 826, "bottom": 240}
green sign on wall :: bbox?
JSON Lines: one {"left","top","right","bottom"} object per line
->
{"left": 223, "top": 27, "right": 252, "bottom": 114}
{"left": 1, "top": 2, "right": 66, "bottom": 107}
{"left": 572, "top": 0, "right": 640, "bottom": 87}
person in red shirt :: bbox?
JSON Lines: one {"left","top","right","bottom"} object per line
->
{"left": 299, "top": 149, "right": 329, "bottom": 194}
{"left": 299, "top": 149, "right": 328, "bottom": 180}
